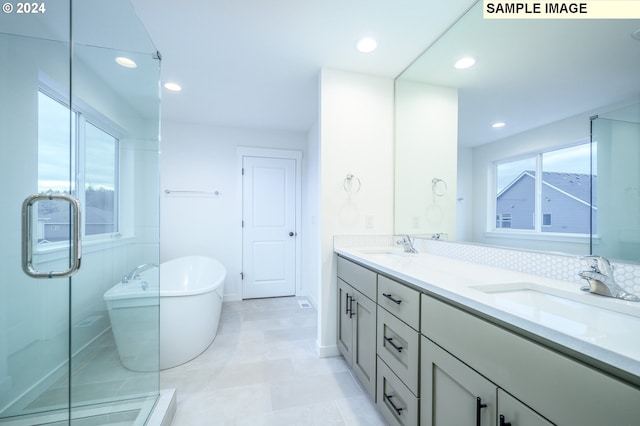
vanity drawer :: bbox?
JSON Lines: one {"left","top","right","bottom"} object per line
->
{"left": 378, "top": 275, "right": 420, "bottom": 330}
{"left": 337, "top": 256, "right": 377, "bottom": 300}
{"left": 377, "top": 356, "right": 419, "bottom": 426}
{"left": 377, "top": 306, "right": 420, "bottom": 395}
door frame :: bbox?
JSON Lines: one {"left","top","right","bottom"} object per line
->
{"left": 237, "top": 147, "right": 302, "bottom": 298}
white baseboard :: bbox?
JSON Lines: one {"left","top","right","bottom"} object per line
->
{"left": 316, "top": 341, "right": 340, "bottom": 358}
{"left": 223, "top": 294, "right": 242, "bottom": 302}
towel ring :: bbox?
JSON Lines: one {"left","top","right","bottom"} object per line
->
{"left": 344, "top": 174, "right": 362, "bottom": 193}
{"left": 432, "top": 178, "right": 447, "bottom": 196}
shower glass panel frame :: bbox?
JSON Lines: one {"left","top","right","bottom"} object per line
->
{"left": 0, "top": 0, "right": 161, "bottom": 424}
{"left": 591, "top": 109, "right": 640, "bottom": 262}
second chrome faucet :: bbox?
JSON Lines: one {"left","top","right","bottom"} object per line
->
{"left": 396, "top": 235, "right": 418, "bottom": 254}
{"left": 578, "top": 256, "right": 640, "bottom": 302}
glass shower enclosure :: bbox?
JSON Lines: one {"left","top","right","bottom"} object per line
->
{"left": 591, "top": 103, "right": 640, "bottom": 262}
{"left": 0, "top": 0, "right": 161, "bottom": 424}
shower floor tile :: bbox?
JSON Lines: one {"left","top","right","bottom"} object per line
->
{"left": 163, "top": 296, "right": 386, "bottom": 426}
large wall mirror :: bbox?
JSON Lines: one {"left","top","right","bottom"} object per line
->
{"left": 395, "top": 0, "right": 640, "bottom": 262}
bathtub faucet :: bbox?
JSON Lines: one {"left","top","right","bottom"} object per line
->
{"left": 123, "top": 263, "right": 158, "bottom": 283}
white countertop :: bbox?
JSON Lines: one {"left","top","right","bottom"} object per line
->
{"left": 335, "top": 247, "right": 640, "bottom": 385}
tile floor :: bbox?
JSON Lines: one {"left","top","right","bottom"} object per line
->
{"left": 161, "top": 297, "right": 387, "bottom": 426}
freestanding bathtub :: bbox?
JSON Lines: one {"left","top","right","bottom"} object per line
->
{"left": 104, "top": 256, "right": 226, "bottom": 371}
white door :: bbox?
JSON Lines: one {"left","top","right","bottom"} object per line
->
{"left": 242, "top": 156, "right": 297, "bottom": 298}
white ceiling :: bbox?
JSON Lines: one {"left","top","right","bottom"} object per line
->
{"left": 399, "top": 4, "right": 640, "bottom": 147}
{"left": 130, "top": 0, "right": 477, "bottom": 132}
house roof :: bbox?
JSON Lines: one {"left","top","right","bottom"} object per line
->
{"left": 498, "top": 171, "right": 598, "bottom": 207}
{"left": 39, "top": 205, "right": 114, "bottom": 224}
{"left": 542, "top": 171, "right": 597, "bottom": 206}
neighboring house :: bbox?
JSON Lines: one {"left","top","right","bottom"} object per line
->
{"left": 496, "top": 171, "right": 597, "bottom": 234}
{"left": 37, "top": 191, "right": 115, "bottom": 242}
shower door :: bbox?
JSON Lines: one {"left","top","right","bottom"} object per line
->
{"left": 0, "top": 1, "right": 161, "bottom": 424}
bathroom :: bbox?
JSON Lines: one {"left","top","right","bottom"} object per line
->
{"left": 1, "top": 0, "right": 640, "bottom": 425}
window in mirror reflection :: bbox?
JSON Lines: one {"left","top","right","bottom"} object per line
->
{"left": 494, "top": 142, "right": 596, "bottom": 235}
{"left": 496, "top": 156, "right": 536, "bottom": 230}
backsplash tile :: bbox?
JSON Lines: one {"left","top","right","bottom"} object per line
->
{"left": 333, "top": 235, "right": 396, "bottom": 248}
{"left": 334, "top": 235, "right": 640, "bottom": 297}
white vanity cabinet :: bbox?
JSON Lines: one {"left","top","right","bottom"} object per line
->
{"left": 421, "top": 336, "right": 496, "bottom": 426}
{"left": 335, "top": 252, "right": 640, "bottom": 425}
{"left": 497, "top": 390, "right": 554, "bottom": 426}
{"left": 421, "top": 336, "right": 552, "bottom": 426}
{"left": 421, "top": 294, "right": 640, "bottom": 426}
{"left": 336, "top": 257, "right": 377, "bottom": 399}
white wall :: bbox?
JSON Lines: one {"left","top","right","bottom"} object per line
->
{"left": 317, "top": 69, "right": 395, "bottom": 356}
{"left": 394, "top": 80, "right": 458, "bottom": 237}
{"left": 160, "top": 121, "right": 308, "bottom": 301}
{"left": 457, "top": 146, "right": 473, "bottom": 241}
{"left": 302, "top": 121, "right": 321, "bottom": 307}
{"left": 161, "top": 69, "right": 395, "bottom": 356}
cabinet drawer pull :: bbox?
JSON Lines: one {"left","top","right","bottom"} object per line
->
{"left": 345, "top": 294, "right": 351, "bottom": 315}
{"left": 476, "top": 397, "right": 487, "bottom": 426}
{"left": 384, "top": 336, "right": 403, "bottom": 352}
{"left": 349, "top": 295, "right": 355, "bottom": 318}
{"left": 499, "top": 415, "right": 512, "bottom": 426}
{"left": 382, "top": 293, "right": 402, "bottom": 304}
{"left": 383, "top": 393, "right": 403, "bottom": 416}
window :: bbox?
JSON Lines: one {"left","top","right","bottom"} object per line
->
{"left": 84, "top": 122, "right": 118, "bottom": 235}
{"left": 496, "top": 213, "right": 512, "bottom": 228}
{"left": 493, "top": 142, "right": 596, "bottom": 235}
{"left": 38, "top": 90, "right": 119, "bottom": 242}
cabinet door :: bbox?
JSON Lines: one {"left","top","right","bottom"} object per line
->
{"left": 337, "top": 279, "right": 353, "bottom": 361}
{"left": 352, "top": 291, "right": 377, "bottom": 400}
{"left": 498, "top": 389, "right": 555, "bottom": 426}
{"left": 421, "top": 336, "right": 496, "bottom": 426}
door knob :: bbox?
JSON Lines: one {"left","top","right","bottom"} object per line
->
{"left": 289, "top": 232, "right": 296, "bottom": 237}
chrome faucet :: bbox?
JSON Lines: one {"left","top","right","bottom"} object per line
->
{"left": 578, "top": 256, "right": 640, "bottom": 302}
{"left": 122, "top": 263, "right": 158, "bottom": 283}
{"left": 396, "top": 235, "right": 418, "bottom": 254}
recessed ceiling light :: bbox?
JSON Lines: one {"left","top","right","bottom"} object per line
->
{"left": 115, "top": 57, "right": 137, "bottom": 68}
{"left": 357, "top": 37, "right": 377, "bottom": 53}
{"left": 492, "top": 121, "right": 506, "bottom": 128}
{"left": 164, "top": 82, "right": 182, "bottom": 92}
{"left": 454, "top": 57, "right": 476, "bottom": 69}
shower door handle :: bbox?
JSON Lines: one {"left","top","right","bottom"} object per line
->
{"left": 22, "top": 193, "right": 82, "bottom": 278}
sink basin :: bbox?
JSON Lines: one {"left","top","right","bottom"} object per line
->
{"left": 471, "top": 282, "right": 640, "bottom": 359}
